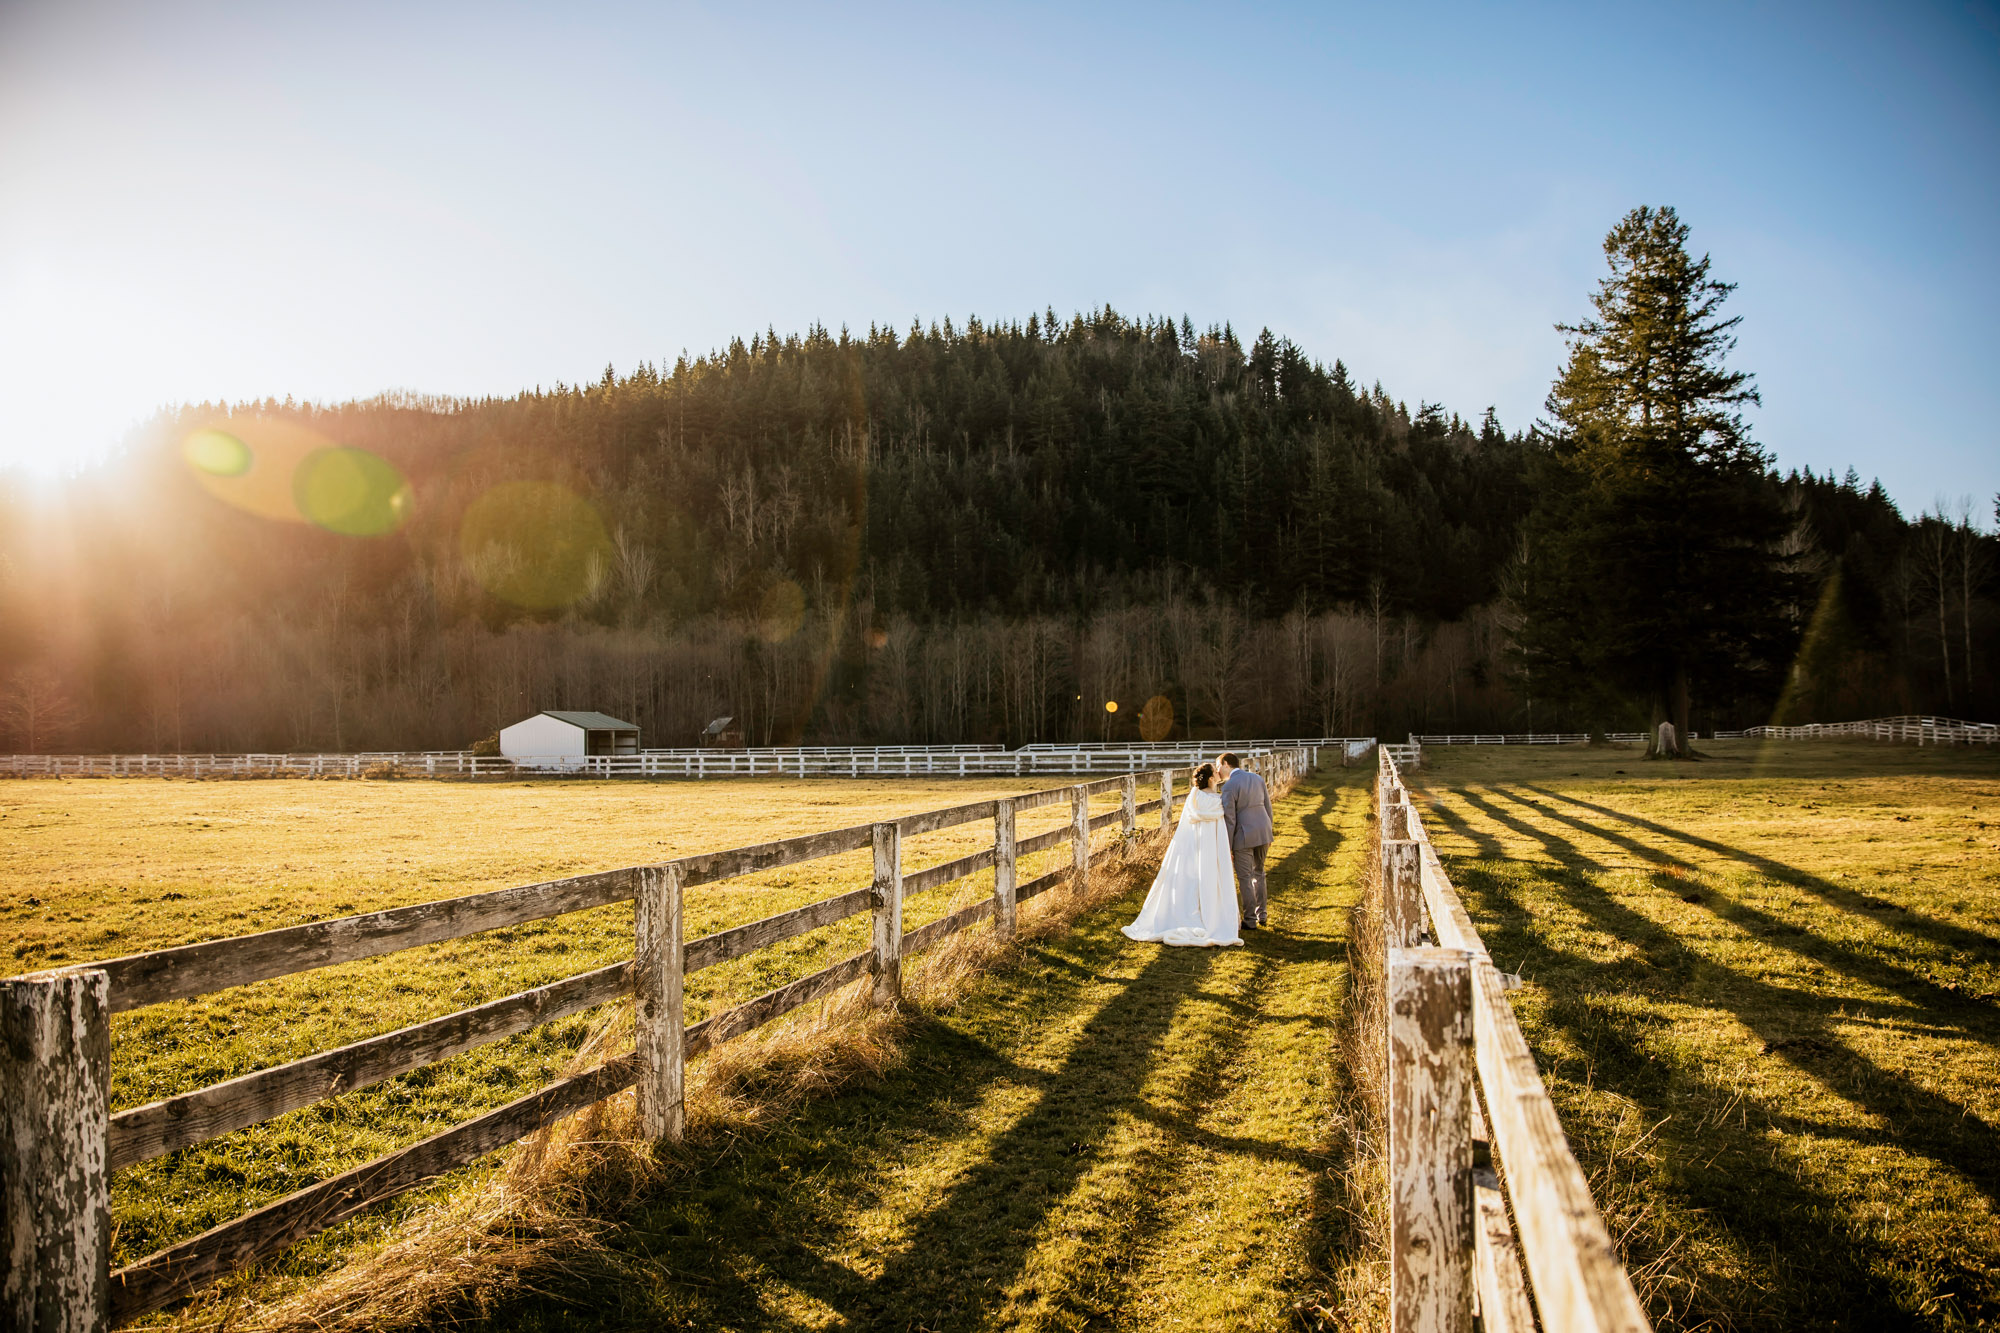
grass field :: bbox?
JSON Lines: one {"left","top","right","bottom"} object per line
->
{"left": 1410, "top": 738, "right": 2000, "bottom": 1331}
{"left": 1, "top": 765, "right": 1377, "bottom": 1330}
{"left": 10, "top": 738, "right": 1993, "bottom": 1331}
{"left": 0, "top": 773, "right": 1122, "bottom": 1274}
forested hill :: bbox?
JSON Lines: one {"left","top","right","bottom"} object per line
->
{"left": 202, "top": 308, "right": 1533, "bottom": 624}
{"left": 0, "top": 307, "right": 1984, "bottom": 754}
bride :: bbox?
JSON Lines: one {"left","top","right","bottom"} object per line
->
{"left": 1122, "top": 763, "right": 1243, "bottom": 947}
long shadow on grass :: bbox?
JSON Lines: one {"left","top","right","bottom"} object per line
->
{"left": 1491, "top": 785, "right": 2000, "bottom": 1043}
{"left": 1411, "top": 787, "right": 1506, "bottom": 861}
{"left": 1521, "top": 784, "right": 2000, "bottom": 962}
{"left": 805, "top": 945, "right": 1224, "bottom": 1329}
{"left": 1455, "top": 787, "right": 2000, "bottom": 1214}
{"left": 1457, "top": 859, "right": 1983, "bottom": 1328}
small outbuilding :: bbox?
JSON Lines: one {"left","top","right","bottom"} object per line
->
{"left": 701, "top": 715, "right": 744, "bottom": 749}
{"left": 500, "top": 711, "right": 641, "bottom": 768}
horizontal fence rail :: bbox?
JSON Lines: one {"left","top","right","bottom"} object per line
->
{"left": 2, "top": 749, "right": 1312, "bottom": 1328}
{"left": 1417, "top": 715, "right": 1998, "bottom": 750}
{"left": 1713, "top": 715, "right": 1998, "bottom": 745}
{"left": 0, "top": 739, "right": 1369, "bottom": 780}
{"left": 1377, "top": 746, "right": 1651, "bottom": 1332}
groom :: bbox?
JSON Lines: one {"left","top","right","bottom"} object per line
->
{"left": 1217, "top": 751, "right": 1274, "bottom": 929}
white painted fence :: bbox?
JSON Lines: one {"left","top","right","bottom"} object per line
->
{"left": 1377, "top": 747, "right": 1650, "bottom": 1332}
{"left": 0, "top": 739, "right": 1372, "bottom": 781}
{"left": 1712, "top": 715, "right": 1998, "bottom": 746}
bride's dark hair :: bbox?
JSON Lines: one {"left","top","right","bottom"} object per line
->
{"left": 1193, "top": 762, "right": 1214, "bottom": 790}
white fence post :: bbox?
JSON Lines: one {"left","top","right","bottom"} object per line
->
{"left": 1159, "top": 769, "right": 1173, "bottom": 832}
{"left": 872, "top": 822, "right": 903, "bottom": 1005}
{"left": 1, "top": 970, "right": 111, "bottom": 1332}
{"left": 1387, "top": 947, "right": 1476, "bottom": 1333}
{"left": 994, "top": 797, "right": 1017, "bottom": 942}
{"left": 1382, "top": 839, "right": 1423, "bottom": 950}
{"left": 1071, "top": 784, "right": 1090, "bottom": 889}
{"left": 1120, "top": 774, "right": 1136, "bottom": 837}
{"left": 635, "top": 864, "right": 685, "bottom": 1142}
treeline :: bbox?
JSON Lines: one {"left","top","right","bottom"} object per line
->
{"left": 0, "top": 305, "right": 1991, "bottom": 753}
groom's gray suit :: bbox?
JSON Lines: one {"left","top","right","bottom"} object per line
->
{"left": 1219, "top": 765, "right": 1274, "bottom": 926}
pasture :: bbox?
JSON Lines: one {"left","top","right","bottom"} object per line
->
{"left": 0, "top": 774, "right": 1111, "bottom": 1279}
{"left": 1410, "top": 739, "right": 2000, "bottom": 1329}
{"left": 9, "top": 739, "right": 1997, "bottom": 1330}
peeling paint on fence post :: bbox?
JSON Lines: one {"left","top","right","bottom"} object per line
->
{"left": 871, "top": 822, "right": 903, "bottom": 1005}
{"left": 1070, "top": 785, "right": 1090, "bottom": 891}
{"left": 1120, "top": 775, "right": 1136, "bottom": 837}
{"left": 2, "top": 969, "right": 110, "bottom": 1333}
{"left": 994, "top": 798, "right": 1017, "bottom": 942}
{"left": 635, "top": 864, "right": 684, "bottom": 1142}
{"left": 1385, "top": 798, "right": 1411, "bottom": 840}
{"left": 1387, "top": 947, "right": 1475, "bottom": 1333}
{"left": 1382, "top": 839, "right": 1423, "bottom": 949}
{"left": 1159, "top": 769, "right": 1173, "bottom": 832}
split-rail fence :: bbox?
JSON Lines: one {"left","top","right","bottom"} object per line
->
{"left": 1, "top": 749, "right": 1309, "bottom": 1331}
{"left": 1374, "top": 745, "right": 1650, "bottom": 1332}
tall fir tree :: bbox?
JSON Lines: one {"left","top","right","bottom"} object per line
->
{"left": 1512, "top": 206, "right": 1797, "bottom": 754}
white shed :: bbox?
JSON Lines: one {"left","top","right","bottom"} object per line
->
{"left": 499, "top": 711, "right": 641, "bottom": 769}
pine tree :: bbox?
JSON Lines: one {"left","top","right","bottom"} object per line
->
{"left": 1513, "top": 206, "right": 1796, "bottom": 753}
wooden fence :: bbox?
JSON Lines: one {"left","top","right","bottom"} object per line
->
{"left": 1375, "top": 746, "right": 1651, "bottom": 1333}
{"left": 0, "top": 740, "right": 1362, "bottom": 781}
{"left": 1, "top": 750, "right": 1309, "bottom": 1330}
{"left": 1712, "top": 715, "right": 1999, "bottom": 746}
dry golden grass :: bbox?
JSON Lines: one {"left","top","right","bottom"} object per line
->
{"left": 0, "top": 774, "right": 1110, "bottom": 1273}
{"left": 152, "top": 829, "right": 1178, "bottom": 1333}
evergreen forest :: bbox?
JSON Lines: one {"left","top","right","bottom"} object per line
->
{"left": 0, "top": 303, "right": 1992, "bottom": 754}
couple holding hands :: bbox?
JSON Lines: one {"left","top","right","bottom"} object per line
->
{"left": 1121, "top": 751, "right": 1273, "bottom": 949}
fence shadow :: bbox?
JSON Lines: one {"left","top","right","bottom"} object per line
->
{"left": 1431, "top": 787, "right": 2000, "bottom": 1324}
{"left": 1521, "top": 784, "right": 2000, "bottom": 962}
{"left": 445, "top": 768, "right": 1368, "bottom": 1331}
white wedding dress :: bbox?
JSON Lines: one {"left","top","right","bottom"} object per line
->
{"left": 1122, "top": 788, "right": 1243, "bottom": 947}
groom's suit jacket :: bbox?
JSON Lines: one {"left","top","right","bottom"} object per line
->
{"left": 1219, "top": 768, "right": 1274, "bottom": 850}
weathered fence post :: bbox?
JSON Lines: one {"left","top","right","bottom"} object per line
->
{"left": 1385, "top": 796, "right": 1411, "bottom": 840}
{"left": 1120, "top": 774, "right": 1136, "bottom": 837}
{"left": 635, "top": 864, "right": 685, "bottom": 1142}
{"left": 872, "top": 822, "right": 903, "bottom": 1005}
{"left": 1382, "top": 839, "right": 1423, "bottom": 949}
{"left": 1387, "top": 947, "right": 1475, "bottom": 1333}
{"left": 2, "top": 970, "right": 111, "bottom": 1333}
{"left": 1071, "top": 785, "right": 1090, "bottom": 889}
{"left": 993, "top": 798, "right": 1017, "bottom": 942}
{"left": 1159, "top": 769, "right": 1173, "bottom": 832}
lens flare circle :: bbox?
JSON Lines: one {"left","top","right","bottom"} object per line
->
{"left": 183, "top": 429, "right": 252, "bottom": 477}
{"left": 294, "top": 447, "right": 413, "bottom": 536}
{"left": 459, "top": 481, "right": 615, "bottom": 610}
{"left": 1105, "top": 700, "right": 1119, "bottom": 713}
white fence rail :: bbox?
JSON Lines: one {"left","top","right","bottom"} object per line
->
{"left": 1712, "top": 715, "right": 1998, "bottom": 746}
{"left": 0, "top": 739, "right": 1375, "bottom": 781}
{"left": 1377, "top": 747, "right": 1650, "bottom": 1331}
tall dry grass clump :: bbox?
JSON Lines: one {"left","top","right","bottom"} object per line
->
{"left": 1299, "top": 800, "right": 1391, "bottom": 1330}
{"left": 171, "top": 831, "right": 1170, "bottom": 1333}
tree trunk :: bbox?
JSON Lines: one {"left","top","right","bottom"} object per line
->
{"left": 1672, "top": 664, "right": 1693, "bottom": 757}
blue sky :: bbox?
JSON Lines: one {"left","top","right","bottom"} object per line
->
{"left": 1, "top": 0, "right": 1995, "bottom": 517}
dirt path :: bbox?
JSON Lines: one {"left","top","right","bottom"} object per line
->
{"left": 486, "top": 765, "right": 1374, "bottom": 1332}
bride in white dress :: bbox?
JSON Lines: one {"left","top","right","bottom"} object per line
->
{"left": 1122, "top": 763, "right": 1243, "bottom": 947}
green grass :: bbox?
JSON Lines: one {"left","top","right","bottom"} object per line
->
{"left": 0, "top": 775, "right": 1109, "bottom": 1269}
{"left": 1, "top": 765, "right": 1378, "bottom": 1329}
{"left": 429, "top": 763, "right": 1376, "bottom": 1331}
{"left": 1410, "top": 738, "right": 2000, "bottom": 1331}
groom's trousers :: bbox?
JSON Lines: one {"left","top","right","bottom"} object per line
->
{"left": 1232, "top": 843, "right": 1269, "bottom": 925}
